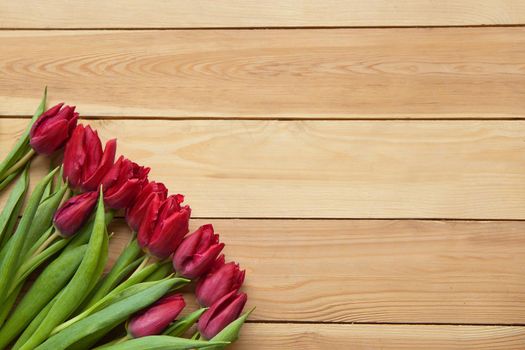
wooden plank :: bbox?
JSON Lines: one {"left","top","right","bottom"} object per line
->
{"left": 230, "top": 324, "right": 525, "bottom": 349}
{"left": 2, "top": 1, "right": 525, "bottom": 28}
{"left": 0, "top": 28, "right": 524, "bottom": 119}
{"left": 107, "top": 219, "right": 525, "bottom": 324}
{"left": 2, "top": 118, "right": 525, "bottom": 219}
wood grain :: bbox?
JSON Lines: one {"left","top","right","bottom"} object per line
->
{"left": 2, "top": 118, "right": 525, "bottom": 219}
{"left": 230, "top": 324, "right": 525, "bottom": 349}
{"left": 1, "top": 28, "right": 525, "bottom": 119}
{"left": 106, "top": 219, "right": 525, "bottom": 324}
{"left": 2, "top": 1, "right": 525, "bottom": 28}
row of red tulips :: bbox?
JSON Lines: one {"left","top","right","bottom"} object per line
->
{"left": 0, "top": 91, "right": 250, "bottom": 349}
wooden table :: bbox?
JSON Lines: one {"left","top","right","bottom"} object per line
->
{"left": 1, "top": 1, "right": 525, "bottom": 348}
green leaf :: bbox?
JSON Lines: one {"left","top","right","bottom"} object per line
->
{"left": 22, "top": 182, "right": 68, "bottom": 258}
{"left": 0, "top": 284, "right": 22, "bottom": 327}
{"left": 0, "top": 170, "right": 21, "bottom": 192}
{"left": 164, "top": 308, "right": 207, "bottom": 337}
{"left": 107, "top": 260, "right": 163, "bottom": 297}
{"left": 17, "top": 190, "right": 109, "bottom": 350}
{"left": 53, "top": 279, "right": 181, "bottom": 334}
{"left": 83, "top": 238, "right": 142, "bottom": 309}
{"left": 35, "top": 278, "right": 181, "bottom": 350}
{"left": 0, "top": 166, "right": 29, "bottom": 249}
{"left": 10, "top": 234, "right": 69, "bottom": 293}
{"left": 13, "top": 292, "right": 60, "bottom": 350}
{"left": 0, "top": 166, "right": 58, "bottom": 307}
{"left": 96, "top": 336, "right": 228, "bottom": 350}
{"left": 144, "top": 261, "right": 173, "bottom": 282}
{"left": 41, "top": 177, "right": 53, "bottom": 201}
{"left": 0, "top": 244, "right": 87, "bottom": 349}
{"left": 0, "top": 87, "right": 47, "bottom": 179}
{"left": 67, "top": 318, "right": 124, "bottom": 350}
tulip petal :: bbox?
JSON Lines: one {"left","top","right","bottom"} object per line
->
{"left": 54, "top": 192, "right": 98, "bottom": 237}
{"left": 82, "top": 139, "right": 117, "bottom": 191}
{"left": 198, "top": 291, "right": 248, "bottom": 340}
{"left": 63, "top": 125, "right": 87, "bottom": 189}
{"left": 196, "top": 259, "right": 245, "bottom": 307}
{"left": 128, "top": 294, "right": 186, "bottom": 338}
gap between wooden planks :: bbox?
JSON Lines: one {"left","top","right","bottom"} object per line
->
{"left": 1, "top": 1, "right": 525, "bottom": 28}
{"left": 0, "top": 28, "right": 525, "bottom": 119}
{"left": 106, "top": 218, "right": 525, "bottom": 324}
{"left": 229, "top": 323, "right": 525, "bottom": 349}
{"left": 2, "top": 118, "right": 525, "bottom": 219}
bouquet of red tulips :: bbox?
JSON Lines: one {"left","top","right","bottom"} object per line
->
{"left": 0, "top": 89, "right": 252, "bottom": 349}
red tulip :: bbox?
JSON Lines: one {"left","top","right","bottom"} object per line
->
{"left": 63, "top": 124, "right": 117, "bottom": 192}
{"left": 29, "top": 103, "right": 78, "bottom": 155}
{"left": 126, "top": 181, "right": 168, "bottom": 232}
{"left": 128, "top": 294, "right": 186, "bottom": 338}
{"left": 197, "top": 291, "right": 247, "bottom": 340}
{"left": 53, "top": 192, "right": 98, "bottom": 237}
{"left": 173, "top": 224, "right": 224, "bottom": 279}
{"left": 195, "top": 256, "right": 245, "bottom": 307}
{"left": 102, "top": 156, "right": 149, "bottom": 209}
{"left": 138, "top": 194, "right": 191, "bottom": 259}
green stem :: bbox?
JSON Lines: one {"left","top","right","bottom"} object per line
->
{"left": 113, "top": 335, "right": 129, "bottom": 345}
{"left": 0, "top": 172, "right": 19, "bottom": 192}
{"left": 191, "top": 331, "right": 201, "bottom": 340}
{"left": 2, "top": 149, "right": 35, "bottom": 180}
{"left": 31, "top": 231, "right": 60, "bottom": 257}
{"left": 130, "top": 255, "right": 150, "bottom": 277}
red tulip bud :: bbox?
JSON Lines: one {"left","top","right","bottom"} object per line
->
{"left": 126, "top": 181, "right": 168, "bottom": 232}
{"left": 102, "top": 156, "right": 149, "bottom": 209}
{"left": 197, "top": 291, "right": 247, "bottom": 340}
{"left": 53, "top": 192, "right": 98, "bottom": 237}
{"left": 128, "top": 294, "right": 186, "bottom": 338}
{"left": 30, "top": 103, "right": 78, "bottom": 155}
{"left": 195, "top": 256, "right": 245, "bottom": 307}
{"left": 138, "top": 194, "right": 191, "bottom": 259}
{"left": 63, "top": 124, "right": 117, "bottom": 192}
{"left": 173, "top": 224, "right": 224, "bottom": 279}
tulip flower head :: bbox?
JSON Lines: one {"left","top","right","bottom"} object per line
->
{"left": 195, "top": 256, "right": 245, "bottom": 307}
{"left": 197, "top": 291, "right": 248, "bottom": 340}
{"left": 173, "top": 224, "right": 224, "bottom": 279}
{"left": 138, "top": 194, "right": 191, "bottom": 259}
{"left": 102, "top": 156, "right": 150, "bottom": 210}
{"left": 126, "top": 181, "right": 168, "bottom": 232}
{"left": 53, "top": 191, "right": 98, "bottom": 237}
{"left": 63, "top": 124, "right": 117, "bottom": 192}
{"left": 30, "top": 103, "right": 78, "bottom": 155}
{"left": 128, "top": 294, "right": 186, "bottom": 338}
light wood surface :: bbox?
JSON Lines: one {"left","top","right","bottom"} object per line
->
{"left": 230, "top": 324, "right": 525, "bottom": 349}
{"left": 1, "top": 28, "right": 525, "bottom": 119}
{"left": 3, "top": 119, "right": 525, "bottom": 219}
{"left": 2, "top": 1, "right": 525, "bottom": 28}
{"left": 107, "top": 218, "right": 525, "bottom": 324}
{"left": 1, "top": 2, "right": 524, "bottom": 348}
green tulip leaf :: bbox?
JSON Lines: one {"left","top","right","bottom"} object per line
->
{"left": 0, "top": 166, "right": 59, "bottom": 307}
{"left": 164, "top": 308, "right": 208, "bottom": 338}
{"left": 84, "top": 238, "right": 142, "bottom": 309}
{"left": 36, "top": 278, "right": 181, "bottom": 350}
{"left": 17, "top": 190, "right": 109, "bottom": 350}
{"left": 0, "top": 244, "right": 87, "bottom": 348}
{"left": 0, "top": 166, "right": 29, "bottom": 249}
{"left": 98, "top": 336, "right": 228, "bottom": 350}
{"left": 21, "top": 182, "right": 68, "bottom": 258}
{"left": 144, "top": 261, "right": 174, "bottom": 282}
